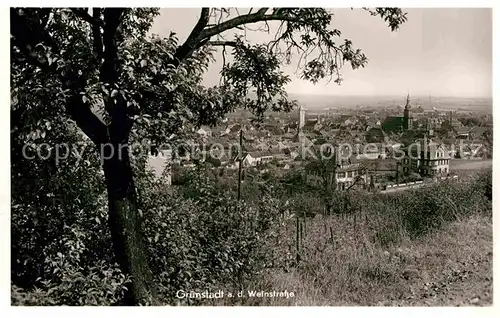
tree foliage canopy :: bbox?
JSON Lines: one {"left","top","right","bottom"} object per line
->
{"left": 11, "top": 7, "right": 407, "bottom": 305}
{"left": 12, "top": 7, "right": 407, "bottom": 146}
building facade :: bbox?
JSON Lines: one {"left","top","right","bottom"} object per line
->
{"left": 399, "top": 139, "right": 450, "bottom": 177}
{"left": 305, "top": 144, "right": 368, "bottom": 191}
{"left": 335, "top": 159, "right": 368, "bottom": 190}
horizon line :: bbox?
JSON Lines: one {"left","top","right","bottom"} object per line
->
{"left": 286, "top": 93, "right": 493, "bottom": 99}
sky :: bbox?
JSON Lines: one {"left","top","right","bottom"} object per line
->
{"left": 150, "top": 8, "right": 492, "bottom": 98}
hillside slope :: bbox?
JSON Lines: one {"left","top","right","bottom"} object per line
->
{"left": 239, "top": 214, "right": 492, "bottom": 306}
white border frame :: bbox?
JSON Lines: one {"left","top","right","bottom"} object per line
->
{"left": 1, "top": 1, "right": 497, "bottom": 317}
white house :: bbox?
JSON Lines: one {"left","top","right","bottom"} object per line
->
{"left": 335, "top": 159, "right": 369, "bottom": 190}
{"left": 196, "top": 126, "right": 212, "bottom": 138}
{"left": 399, "top": 139, "right": 450, "bottom": 177}
{"left": 146, "top": 149, "right": 172, "bottom": 185}
{"left": 234, "top": 150, "right": 282, "bottom": 168}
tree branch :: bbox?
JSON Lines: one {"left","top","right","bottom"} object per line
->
{"left": 66, "top": 92, "right": 108, "bottom": 146}
{"left": 100, "top": 8, "right": 125, "bottom": 85}
{"left": 199, "top": 9, "right": 303, "bottom": 42}
{"left": 174, "top": 8, "right": 308, "bottom": 64}
{"left": 256, "top": 8, "right": 269, "bottom": 15}
{"left": 91, "top": 8, "right": 104, "bottom": 62}
{"left": 208, "top": 40, "right": 238, "bottom": 47}
{"left": 174, "top": 8, "right": 211, "bottom": 63}
{"left": 99, "top": 8, "right": 133, "bottom": 143}
{"left": 71, "top": 8, "right": 104, "bottom": 27}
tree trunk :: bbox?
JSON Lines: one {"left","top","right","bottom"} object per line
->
{"left": 102, "top": 143, "right": 154, "bottom": 305}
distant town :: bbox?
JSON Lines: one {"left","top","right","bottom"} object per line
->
{"left": 147, "top": 94, "right": 493, "bottom": 192}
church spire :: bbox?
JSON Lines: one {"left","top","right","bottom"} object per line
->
{"left": 403, "top": 93, "right": 412, "bottom": 131}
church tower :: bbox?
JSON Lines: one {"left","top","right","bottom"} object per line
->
{"left": 403, "top": 94, "right": 412, "bottom": 131}
{"left": 298, "top": 105, "right": 306, "bottom": 131}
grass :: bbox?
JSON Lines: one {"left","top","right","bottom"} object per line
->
{"left": 242, "top": 213, "right": 491, "bottom": 306}
{"left": 215, "top": 169, "right": 493, "bottom": 306}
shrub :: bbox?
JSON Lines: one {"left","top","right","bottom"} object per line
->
{"left": 10, "top": 116, "right": 129, "bottom": 305}
{"left": 11, "top": 204, "right": 129, "bottom": 306}
{"left": 138, "top": 170, "right": 284, "bottom": 304}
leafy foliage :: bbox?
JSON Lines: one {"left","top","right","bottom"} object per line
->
{"left": 11, "top": 7, "right": 408, "bottom": 305}
{"left": 137, "top": 170, "right": 285, "bottom": 304}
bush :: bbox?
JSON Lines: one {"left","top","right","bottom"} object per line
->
{"left": 370, "top": 170, "right": 491, "bottom": 242}
{"left": 10, "top": 116, "right": 130, "bottom": 305}
{"left": 314, "top": 169, "right": 492, "bottom": 246}
{"left": 138, "top": 171, "right": 285, "bottom": 304}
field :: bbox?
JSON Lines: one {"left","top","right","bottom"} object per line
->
{"left": 450, "top": 159, "right": 492, "bottom": 172}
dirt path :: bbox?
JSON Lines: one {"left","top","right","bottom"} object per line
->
{"left": 399, "top": 250, "right": 492, "bottom": 306}
{"left": 379, "top": 215, "right": 493, "bottom": 307}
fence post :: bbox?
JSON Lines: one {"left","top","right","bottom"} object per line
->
{"left": 300, "top": 220, "right": 304, "bottom": 246}
{"left": 296, "top": 215, "right": 300, "bottom": 263}
{"left": 353, "top": 212, "right": 357, "bottom": 231}
{"left": 329, "top": 226, "right": 334, "bottom": 247}
{"left": 303, "top": 210, "right": 307, "bottom": 235}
